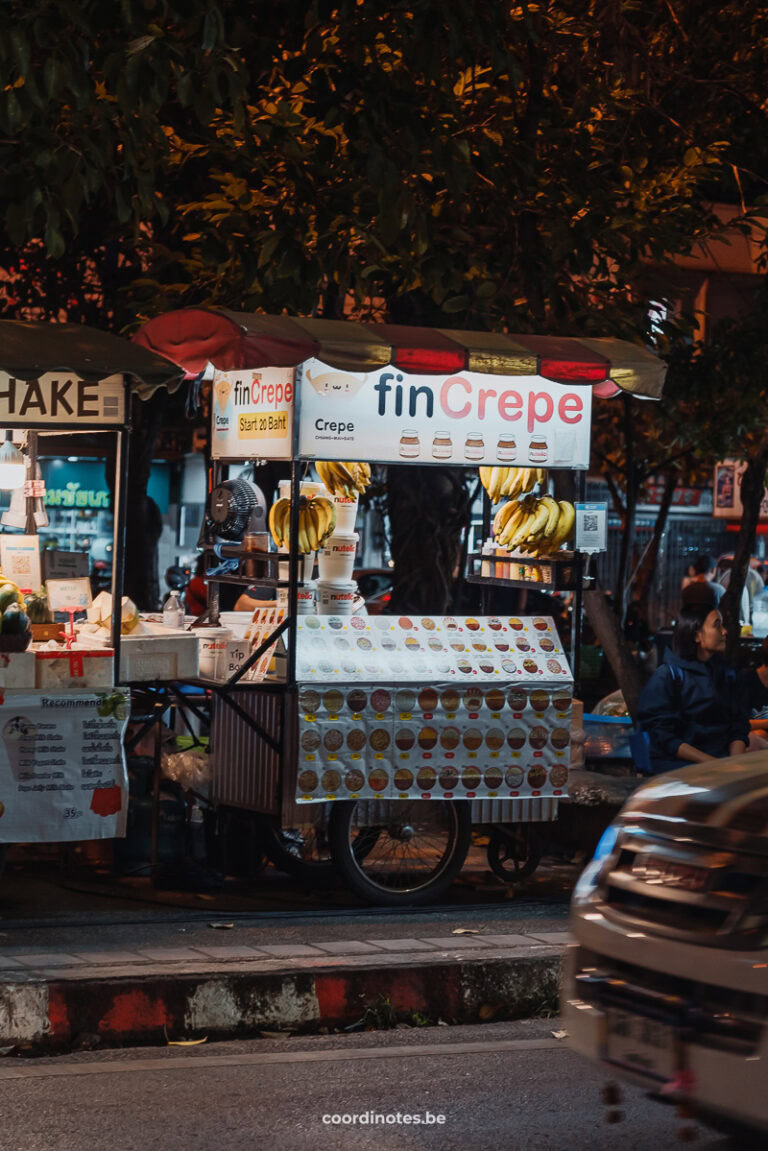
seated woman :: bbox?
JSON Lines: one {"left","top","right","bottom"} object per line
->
{"left": 637, "top": 604, "right": 750, "bottom": 774}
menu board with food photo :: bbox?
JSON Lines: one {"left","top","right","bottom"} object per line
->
{"left": 294, "top": 617, "right": 572, "bottom": 804}
{"left": 295, "top": 615, "right": 570, "bottom": 682}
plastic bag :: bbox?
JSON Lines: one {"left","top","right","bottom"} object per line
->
{"left": 161, "top": 746, "right": 211, "bottom": 792}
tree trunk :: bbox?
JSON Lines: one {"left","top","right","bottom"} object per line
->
{"left": 615, "top": 395, "right": 638, "bottom": 622}
{"left": 634, "top": 470, "right": 678, "bottom": 621}
{"left": 584, "top": 581, "right": 644, "bottom": 719}
{"left": 387, "top": 466, "right": 470, "bottom": 614}
{"left": 105, "top": 392, "right": 167, "bottom": 611}
{"left": 722, "top": 433, "right": 768, "bottom": 661}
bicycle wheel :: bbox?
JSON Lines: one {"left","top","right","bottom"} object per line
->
{"left": 486, "top": 825, "right": 543, "bottom": 882}
{"left": 259, "top": 810, "right": 338, "bottom": 888}
{"left": 329, "top": 799, "right": 472, "bottom": 907}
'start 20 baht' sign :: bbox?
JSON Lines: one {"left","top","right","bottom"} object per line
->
{"left": 211, "top": 368, "right": 295, "bottom": 460}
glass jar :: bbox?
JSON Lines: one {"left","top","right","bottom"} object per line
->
{"left": 464, "top": 433, "right": 485, "bottom": 460}
{"left": 496, "top": 435, "right": 517, "bottom": 463}
{"left": 432, "top": 431, "right": 453, "bottom": 460}
{"left": 399, "top": 429, "right": 421, "bottom": 459}
{"left": 528, "top": 436, "right": 549, "bottom": 463}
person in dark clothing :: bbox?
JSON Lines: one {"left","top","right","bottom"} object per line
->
{"left": 680, "top": 553, "right": 725, "bottom": 609}
{"left": 637, "top": 603, "right": 750, "bottom": 774}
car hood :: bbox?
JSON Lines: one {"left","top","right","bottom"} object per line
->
{"left": 620, "top": 749, "right": 768, "bottom": 836}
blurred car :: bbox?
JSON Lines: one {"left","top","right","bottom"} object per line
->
{"left": 562, "top": 753, "right": 768, "bottom": 1141}
{"left": 353, "top": 567, "right": 393, "bottom": 614}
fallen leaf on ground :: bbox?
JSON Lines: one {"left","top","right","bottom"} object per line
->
{"left": 208, "top": 922, "right": 235, "bottom": 929}
{"left": 168, "top": 1037, "right": 208, "bottom": 1047}
{"left": 478, "top": 1003, "right": 499, "bottom": 1021}
{"left": 551, "top": 1030, "right": 568, "bottom": 1040}
{"left": 452, "top": 928, "right": 480, "bottom": 935}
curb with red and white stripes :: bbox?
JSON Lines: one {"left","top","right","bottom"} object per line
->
{"left": 0, "top": 949, "right": 563, "bottom": 1051}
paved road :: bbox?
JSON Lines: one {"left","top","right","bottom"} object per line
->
{"left": 0, "top": 1020, "right": 734, "bottom": 1150}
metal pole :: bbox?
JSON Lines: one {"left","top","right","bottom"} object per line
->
{"left": 111, "top": 416, "right": 130, "bottom": 684}
{"left": 481, "top": 488, "right": 491, "bottom": 615}
{"left": 571, "top": 470, "right": 587, "bottom": 698}
{"left": 280, "top": 366, "right": 302, "bottom": 821}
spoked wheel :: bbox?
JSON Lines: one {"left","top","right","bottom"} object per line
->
{"left": 486, "top": 825, "right": 543, "bottom": 883}
{"left": 259, "top": 809, "right": 337, "bottom": 888}
{"left": 329, "top": 800, "right": 472, "bottom": 906}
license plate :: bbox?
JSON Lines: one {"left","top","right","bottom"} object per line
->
{"left": 604, "top": 1010, "right": 678, "bottom": 1081}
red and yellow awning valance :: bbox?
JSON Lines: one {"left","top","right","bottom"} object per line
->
{"left": 134, "top": 309, "right": 666, "bottom": 399}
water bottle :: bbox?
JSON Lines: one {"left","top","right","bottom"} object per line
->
{"left": 163, "top": 590, "right": 184, "bottom": 629}
{"left": 189, "top": 802, "right": 206, "bottom": 862}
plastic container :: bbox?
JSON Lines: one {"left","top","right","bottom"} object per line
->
{"left": 218, "top": 611, "right": 254, "bottom": 638}
{"left": 331, "top": 490, "right": 359, "bottom": 532}
{"left": 317, "top": 579, "right": 358, "bottom": 615}
{"left": 318, "top": 531, "right": 359, "bottom": 582}
{"left": 296, "top": 582, "right": 317, "bottom": 614}
{"left": 198, "top": 627, "right": 231, "bottom": 679}
{"left": 278, "top": 550, "right": 315, "bottom": 582}
{"left": 278, "top": 479, "right": 328, "bottom": 501}
{"left": 163, "top": 590, "right": 185, "bottom": 629}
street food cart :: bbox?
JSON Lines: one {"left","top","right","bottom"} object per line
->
{"left": 136, "top": 310, "right": 666, "bottom": 904}
{"left": 0, "top": 320, "right": 180, "bottom": 851}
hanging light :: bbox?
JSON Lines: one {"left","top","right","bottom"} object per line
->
{"left": 0, "top": 431, "right": 26, "bottom": 490}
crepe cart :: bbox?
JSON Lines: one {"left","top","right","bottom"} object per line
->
{"left": 135, "top": 310, "right": 667, "bottom": 905}
{"left": 0, "top": 320, "right": 181, "bottom": 877}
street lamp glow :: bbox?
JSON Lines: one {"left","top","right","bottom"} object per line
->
{"left": 0, "top": 432, "right": 26, "bottom": 490}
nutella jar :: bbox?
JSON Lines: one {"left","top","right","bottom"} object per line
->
{"left": 399, "top": 429, "right": 421, "bottom": 458}
{"left": 496, "top": 435, "right": 517, "bottom": 463}
{"left": 464, "top": 433, "right": 484, "bottom": 460}
{"left": 432, "top": 431, "right": 453, "bottom": 460}
{"left": 529, "top": 435, "right": 548, "bottom": 463}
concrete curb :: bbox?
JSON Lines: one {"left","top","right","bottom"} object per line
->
{"left": 0, "top": 950, "right": 563, "bottom": 1052}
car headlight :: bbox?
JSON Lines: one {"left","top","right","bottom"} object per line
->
{"left": 573, "top": 823, "right": 620, "bottom": 903}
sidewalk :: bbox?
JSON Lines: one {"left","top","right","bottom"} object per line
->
{"left": 0, "top": 911, "right": 570, "bottom": 1051}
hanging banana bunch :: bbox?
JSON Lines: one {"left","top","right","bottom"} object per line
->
{"left": 268, "top": 496, "right": 337, "bottom": 553}
{"left": 315, "top": 460, "right": 371, "bottom": 498}
{"left": 492, "top": 496, "right": 575, "bottom": 557}
{"left": 478, "top": 466, "right": 547, "bottom": 504}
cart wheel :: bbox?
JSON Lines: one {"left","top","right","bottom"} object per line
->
{"left": 221, "top": 810, "right": 268, "bottom": 879}
{"left": 486, "top": 825, "right": 543, "bottom": 883}
{"left": 259, "top": 811, "right": 338, "bottom": 888}
{"left": 329, "top": 800, "right": 472, "bottom": 907}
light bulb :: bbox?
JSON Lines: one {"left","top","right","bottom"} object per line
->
{"left": 0, "top": 432, "right": 25, "bottom": 490}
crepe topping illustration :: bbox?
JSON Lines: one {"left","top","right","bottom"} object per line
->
{"left": 304, "top": 365, "right": 368, "bottom": 397}
{"left": 214, "top": 377, "right": 233, "bottom": 411}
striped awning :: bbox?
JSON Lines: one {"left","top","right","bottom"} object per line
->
{"left": 134, "top": 308, "right": 666, "bottom": 399}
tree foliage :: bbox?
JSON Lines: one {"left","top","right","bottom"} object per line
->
{"left": 1, "top": 1, "right": 768, "bottom": 617}
{"left": 0, "top": 1, "right": 766, "bottom": 331}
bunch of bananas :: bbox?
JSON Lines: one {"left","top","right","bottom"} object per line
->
{"left": 479, "top": 466, "right": 547, "bottom": 504}
{"left": 493, "top": 496, "right": 575, "bottom": 556}
{"left": 315, "top": 460, "right": 371, "bottom": 498}
{"left": 268, "top": 496, "right": 337, "bottom": 554}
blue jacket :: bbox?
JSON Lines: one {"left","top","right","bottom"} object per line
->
{"left": 637, "top": 649, "right": 751, "bottom": 774}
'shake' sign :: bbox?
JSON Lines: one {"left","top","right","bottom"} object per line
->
{"left": 0, "top": 373, "right": 126, "bottom": 425}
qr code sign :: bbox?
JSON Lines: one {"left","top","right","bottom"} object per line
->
{"left": 583, "top": 514, "right": 598, "bottom": 533}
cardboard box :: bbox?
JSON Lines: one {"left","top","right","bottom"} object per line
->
{"left": 0, "top": 650, "right": 36, "bottom": 689}
{"left": 36, "top": 649, "right": 114, "bottom": 690}
{"left": 82, "top": 625, "right": 199, "bottom": 682}
{"left": 116, "top": 633, "right": 199, "bottom": 682}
